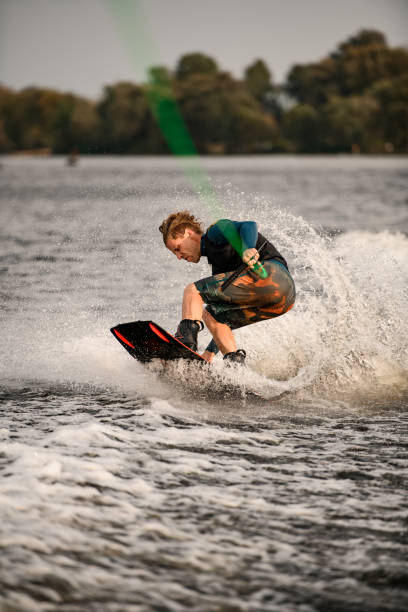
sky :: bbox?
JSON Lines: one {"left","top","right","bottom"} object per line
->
{"left": 0, "top": 0, "right": 407, "bottom": 100}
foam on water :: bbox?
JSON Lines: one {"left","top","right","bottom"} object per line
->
{"left": 1, "top": 385, "right": 407, "bottom": 610}
{"left": 144, "top": 216, "right": 404, "bottom": 405}
{"left": 2, "top": 196, "right": 407, "bottom": 408}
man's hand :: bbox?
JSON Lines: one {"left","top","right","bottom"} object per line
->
{"left": 242, "top": 248, "right": 259, "bottom": 269}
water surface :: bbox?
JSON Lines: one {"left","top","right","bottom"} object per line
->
{"left": 1, "top": 156, "right": 407, "bottom": 611}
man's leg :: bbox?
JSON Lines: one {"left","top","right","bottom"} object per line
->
{"left": 202, "top": 308, "right": 236, "bottom": 355}
{"left": 181, "top": 283, "right": 236, "bottom": 356}
{"left": 173, "top": 283, "right": 205, "bottom": 351}
{"left": 182, "top": 283, "right": 204, "bottom": 320}
{"left": 192, "top": 260, "right": 295, "bottom": 362}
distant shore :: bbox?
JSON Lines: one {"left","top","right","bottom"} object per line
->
{"left": 1, "top": 29, "right": 407, "bottom": 157}
{"left": 2, "top": 150, "right": 406, "bottom": 158}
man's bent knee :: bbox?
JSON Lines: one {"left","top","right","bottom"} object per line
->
{"left": 184, "top": 282, "right": 200, "bottom": 296}
{"left": 203, "top": 308, "right": 229, "bottom": 332}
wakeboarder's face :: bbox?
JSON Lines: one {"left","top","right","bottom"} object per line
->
{"left": 166, "top": 228, "right": 201, "bottom": 263}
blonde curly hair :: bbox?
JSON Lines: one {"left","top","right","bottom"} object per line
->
{"left": 159, "top": 211, "right": 204, "bottom": 244}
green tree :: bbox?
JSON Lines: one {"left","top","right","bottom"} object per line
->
{"left": 243, "top": 59, "right": 284, "bottom": 120}
{"left": 6, "top": 87, "right": 62, "bottom": 150}
{"left": 286, "top": 57, "right": 338, "bottom": 106}
{"left": 386, "top": 47, "right": 408, "bottom": 79}
{"left": 320, "top": 95, "right": 380, "bottom": 152}
{"left": 148, "top": 65, "right": 173, "bottom": 87}
{"left": 333, "top": 29, "right": 387, "bottom": 56}
{"left": 50, "top": 94, "right": 98, "bottom": 153}
{"left": 176, "top": 71, "right": 278, "bottom": 153}
{"left": 175, "top": 53, "right": 218, "bottom": 81}
{"left": 371, "top": 75, "right": 408, "bottom": 152}
{"left": 284, "top": 29, "right": 408, "bottom": 151}
{"left": 334, "top": 32, "right": 390, "bottom": 96}
{"left": 97, "top": 82, "right": 155, "bottom": 153}
{"left": 283, "top": 104, "right": 321, "bottom": 152}
{"left": 231, "top": 105, "right": 278, "bottom": 153}
{"left": 244, "top": 59, "right": 272, "bottom": 101}
{"left": 286, "top": 29, "right": 406, "bottom": 105}
{"left": 0, "top": 86, "right": 15, "bottom": 152}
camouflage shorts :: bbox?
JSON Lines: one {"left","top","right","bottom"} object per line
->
{"left": 194, "top": 259, "right": 296, "bottom": 330}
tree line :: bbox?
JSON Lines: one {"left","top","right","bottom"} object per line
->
{"left": 1, "top": 29, "right": 407, "bottom": 155}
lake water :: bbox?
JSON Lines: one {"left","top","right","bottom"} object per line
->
{"left": 1, "top": 155, "right": 408, "bottom": 611}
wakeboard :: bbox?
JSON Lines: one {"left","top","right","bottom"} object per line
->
{"left": 110, "top": 320, "right": 206, "bottom": 363}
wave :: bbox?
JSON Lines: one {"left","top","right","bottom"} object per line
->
{"left": 2, "top": 204, "right": 407, "bottom": 408}
{"left": 234, "top": 211, "right": 408, "bottom": 404}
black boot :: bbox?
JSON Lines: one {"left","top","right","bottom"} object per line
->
{"left": 223, "top": 349, "right": 246, "bottom": 365}
{"left": 175, "top": 319, "right": 203, "bottom": 351}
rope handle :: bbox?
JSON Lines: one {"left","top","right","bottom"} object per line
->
{"left": 221, "top": 242, "right": 268, "bottom": 290}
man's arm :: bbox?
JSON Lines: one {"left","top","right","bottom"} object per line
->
{"left": 208, "top": 219, "right": 261, "bottom": 270}
{"left": 207, "top": 219, "right": 258, "bottom": 253}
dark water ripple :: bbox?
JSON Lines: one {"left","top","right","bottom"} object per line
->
{"left": 1, "top": 385, "right": 407, "bottom": 611}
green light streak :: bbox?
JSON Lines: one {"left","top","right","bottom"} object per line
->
{"left": 106, "top": 0, "right": 267, "bottom": 278}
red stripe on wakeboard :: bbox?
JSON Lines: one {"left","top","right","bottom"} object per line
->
{"left": 149, "top": 322, "right": 170, "bottom": 343}
{"left": 169, "top": 330, "right": 206, "bottom": 360}
{"left": 113, "top": 329, "right": 135, "bottom": 349}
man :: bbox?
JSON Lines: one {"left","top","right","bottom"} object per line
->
{"left": 159, "top": 211, "right": 295, "bottom": 364}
